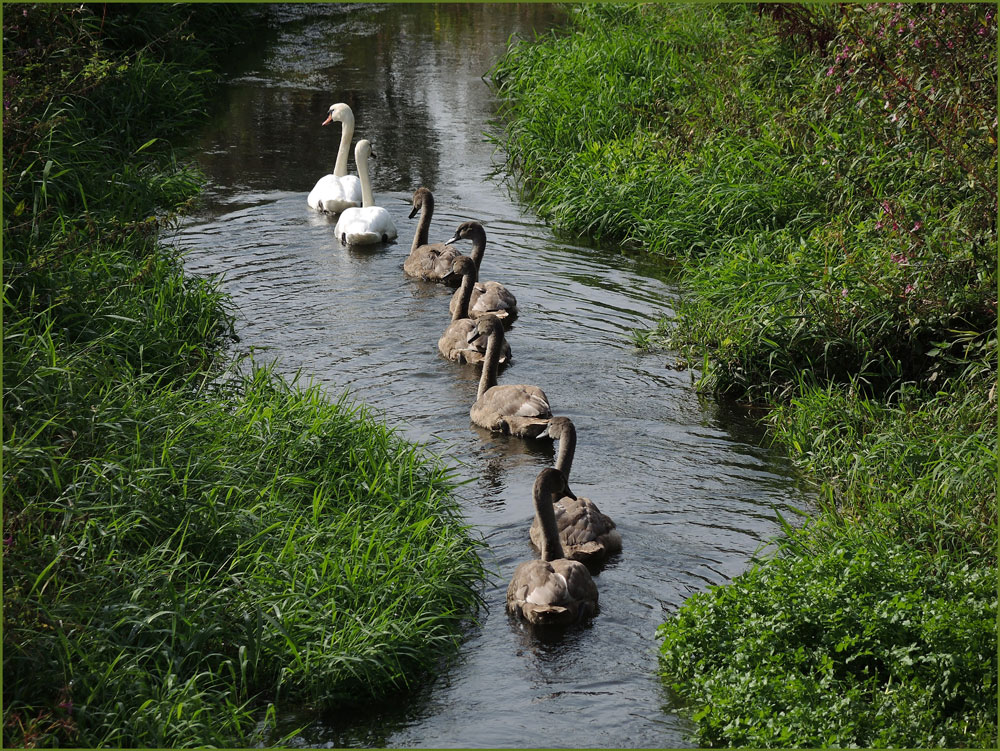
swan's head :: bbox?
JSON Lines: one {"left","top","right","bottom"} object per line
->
{"left": 443, "top": 256, "right": 477, "bottom": 284}
{"left": 538, "top": 416, "right": 574, "bottom": 442}
{"left": 354, "top": 139, "right": 374, "bottom": 162}
{"left": 409, "top": 187, "right": 433, "bottom": 219}
{"left": 534, "top": 468, "right": 570, "bottom": 503}
{"left": 466, "top": 314, "right": 504, "bottom": 346}
{"left": 445, "top": 220, "right": 486, "bottom": 246}
{"left": 321, "top": 102, "right": 354, "bottom": 126}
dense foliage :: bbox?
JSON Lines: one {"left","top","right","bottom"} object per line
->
{"left": 3, "top": 5, "right": 483, "bottom": 747}
{"left": 490, "top": 3, "right": 996, "bottom": 746}
{"left": 658, "top": 539, "right": 996, "bottom": 748}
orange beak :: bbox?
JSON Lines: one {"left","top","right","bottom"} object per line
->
{"left": 321, "top": 114, "right": 334, "bottom": 126}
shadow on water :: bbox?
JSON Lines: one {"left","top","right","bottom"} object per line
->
{"left": 173, "top": 4, "right": 811, "bottom": 748}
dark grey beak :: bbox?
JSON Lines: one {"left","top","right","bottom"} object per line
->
{"left": 408, "top": 205, "right": 419, "bottom": 219}
{"left": 466, "top": 328, "right": 484, "bottom": 345}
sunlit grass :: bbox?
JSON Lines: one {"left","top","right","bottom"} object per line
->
{"left": 491, "top": 3, "right": 997, "bottom": 747}
{"left": 3, "top": 5, "right": 484, "bottom": 746}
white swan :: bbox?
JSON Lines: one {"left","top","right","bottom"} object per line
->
{"left": 334, "top": 140, "right": 398, "bottom": 246}
{"left": 307, "top": 103, "right": 362, "bottom": 215}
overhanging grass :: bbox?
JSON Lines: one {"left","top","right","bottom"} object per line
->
{"left": 6, "top": 361, "right": 483, "bottom": 747}
{"left": 490, "top": 3, "right": 997, "bottom": 746}
{"left": 4, "top": 5, "right": 484, "bottom": 746}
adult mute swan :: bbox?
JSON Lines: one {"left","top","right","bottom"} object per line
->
{"left": 531, "top": 417, "right": 622, "bottom": 563}
{"left": 404, "top": 188, "right": 463, "bottom": 284}
{"left": 507, "top": 468, "right": 599, "bottom": 626}
{"left": 438, "top": 257, "right": 511, "bottom": 365}
{"left": 334, "top": 140, "right": 398, "bottom": 246}
{"left": 446, "top": 222, "right": 518, "bottom": 322}
{"left": 307, "top": 103, "right": 362, "bottom": 214}
{"left": 467, "top": 316, "right": 551, "bottom": 438}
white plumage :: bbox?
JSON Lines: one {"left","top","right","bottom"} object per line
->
{"left": 334, "top": 139, "right": 397, "bottom": 246}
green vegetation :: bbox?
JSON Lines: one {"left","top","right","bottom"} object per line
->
{"left": 4, "top": 5, "right": 483, "bottom": 747}
{"left": 490, "top": 3, "right": 996, "bottom": 747}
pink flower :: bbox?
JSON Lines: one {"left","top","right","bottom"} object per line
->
{"left": 911, "top": 221, "right": 922, "bottom": 232}
{"left": 903, "top": 283, "right": 915, "bottom": 295}
{"left": 891, "top": 252, "right": 908, "bottom": 264}
{"left": 835, "top": 84, "right": 842, "bottom": 94}
{"left": 841, "top": 288, "right": 849, "bottom": 298}
{"left": 827, "top": 66, "right": 834, "bottom": 76}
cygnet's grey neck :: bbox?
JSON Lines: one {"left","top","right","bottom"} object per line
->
{"left": 534, "top": 471, "right": 566, "bottom": 562}
{"left": 554, "top": 422, "right": 576, "bottom": 483}
{"left": 452, "top": 271, "right": 475, "bottom": 322}
{"left": 412, "top": 192, "right": 434, "bottom": 252}
{"left": 466, "top": 225, "right": 487, "bottom": 270}
{"left": 477, "top": 326, "right": 503, "bottom": 399}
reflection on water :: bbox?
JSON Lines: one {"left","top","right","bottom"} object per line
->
{"left": 173, "top": 4, "right": 809, "bottom": 748}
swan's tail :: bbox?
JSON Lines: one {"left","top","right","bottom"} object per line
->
{"left": 518, "top": 602, "right": 574, "bottom": 625}
{"left": 321, "top": 197, "right": 359, "bottom": 214}
{"left": 340, "top": 230, "right": 383, "bottom": 246}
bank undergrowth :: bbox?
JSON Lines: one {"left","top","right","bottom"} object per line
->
{"left": 490, "top": 4, "right": 996, "bottom": 747}
{"left": 3, "top": 5, "right": 483, "bottom": 747}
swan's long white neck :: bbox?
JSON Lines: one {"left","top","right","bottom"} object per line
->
{"left": 355, "top": 143, "right": 375, "bottom": 208}
{"left": 412, "top": 193, "right": 434, "bottom": 253}
{"left": 534, "top": 474, "right": 565, "bottom": 562}
{"left": 333, "top": 111, "right": 355, "bottom": 177}
{"left": 477, "top": 325, "right": 502, "bottom": 400}
{"left": 554, "top": 424, "right": 576, "bottom": 482}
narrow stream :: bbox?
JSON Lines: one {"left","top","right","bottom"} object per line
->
{"left": 171, "top": 5, "right": 810, "bottom": 747}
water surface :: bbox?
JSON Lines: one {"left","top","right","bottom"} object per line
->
{"left": 172, "top": 5, "right": 809, "bottom": 747}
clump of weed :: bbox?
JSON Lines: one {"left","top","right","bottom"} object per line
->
{"left": 658, "top": 537, "right": 997, "bottom": 749}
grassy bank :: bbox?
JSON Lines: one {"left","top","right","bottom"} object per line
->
{"left": 3, "top": 5, "right": 483, "bottom": 747}
{"left": 490, "top": 4, "right": 996, "bottom": 747}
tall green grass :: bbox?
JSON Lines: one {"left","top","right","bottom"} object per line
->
{"left": 490, "top": 3, "right": 996, "bottom": 746}
{"left": 4, "top": 5, "right": 484, "bottom": 746}
{"left": 6, "top": 359, "right": 483, "bottom": 747}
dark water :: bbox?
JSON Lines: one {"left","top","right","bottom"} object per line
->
{"left": 171, "top": 5, "right": 810, "bottom": 747}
